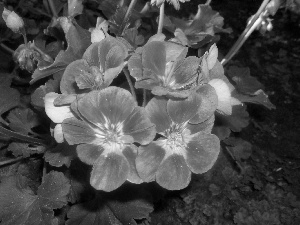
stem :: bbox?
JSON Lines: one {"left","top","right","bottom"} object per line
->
{"left": 142, "top": 89, "right": 147, "bottom": 107}
{"left": 157, "top": 2, "right": 165, "bottom": 34}
{"left": 0, "top": 43, "right": 14, "bottom": 55}
{"left": 121, "top": 0, "right": 138, "bottom": 35}
{"left": 221, "top": 0, "right": 270, "bottom": 65}
{"left": 123, "top": 68, "right": 137, "bottom": 103}
{"left": 0, "top": 125, "right": 50, "bottom": 146}
{"left": 48, "top": 0, "right": 58, "bottom": 18}
{"left": 0, "top": 157, "right": 23, "bottom": 167}
{"left": 205, "top": 0, "right": 212, "bottom": 5}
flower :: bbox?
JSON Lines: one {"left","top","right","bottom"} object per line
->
{"left": 136, "top": 91, "right": 220, "bottom": 190}
{"left": 151, "top": 0, "right": 190, "bottom": 10}
{"left": 128, "top": 40, "right": 201, "bottom": 98}
{"left": 44, "top": 92, "right": 74, "bottom": 143}
{"left": 60, "top": 37, "right": 128, "bottom": 94}
{"left": 2, "top": 8, "right": 24, "bottom": 33}
{"left": 62, "top": 87, "right": 156, "bottom": 191}
{"left": 89, "top": 17, "right": 108, "bottom": 43}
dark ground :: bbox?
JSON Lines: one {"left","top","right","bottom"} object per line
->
{"left": 149, "top": 0, "right": 300, "bottom": 224}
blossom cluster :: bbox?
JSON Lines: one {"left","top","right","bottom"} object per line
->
{"left": 44, "top": 31, "right": 240, "bottom": 191}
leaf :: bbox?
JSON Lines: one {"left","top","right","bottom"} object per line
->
{"left": 217, "top": 105, "right": 249, "bottom": 132}
{"left": 31, "top": 72, "right": 62, "bottom": 108}
{"left": 0, "top": 172, "right": 70, "bottom": 225}
{"left": 44, "top": 142, "right": 77, "bottom": 167}
{"left": 0, "top": 86, "right": 20, "bottom": 123}
{"left": 30, "top": 23, "right": 91, "bottom": 84}
{"left": 66, "top": 184, "right": 153, "bottom": 225}
{"left": 7, "top": 142, "right": 44, "bottom": 158}
{"left": 68, "top": 0, "right": 83, "bottom": 17}
{"left": 224, "top": 137, "right": 252, "bottom": 161}
{"left": 166, "top": 4, "right": 231, "bottom": 47}
{"left": 233, "top": 90, "right": 276, "bottom": 110}
{"left": 227, "top": 66, "right": 264, "bottom": 94}
{"left": 7, "top": 108, "right": 40, "bottom": 135}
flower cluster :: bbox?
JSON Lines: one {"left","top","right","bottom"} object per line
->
{"left": 45, "top": 34, "right": 240, "bottom": 192}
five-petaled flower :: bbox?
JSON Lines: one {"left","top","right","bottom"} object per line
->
{"left": 62, "top": 87, "right": 156, "bottom": 191}
{"left": 128, "top": 40, "right": 201, "bottom": 98}
{"left": 136, "top": 87, "right": 220, "bottom": 190}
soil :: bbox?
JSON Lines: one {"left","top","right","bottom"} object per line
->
{"left": 149, "top": 0, "right": 300, "bottom": 224}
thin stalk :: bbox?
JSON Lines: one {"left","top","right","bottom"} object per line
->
{"left": 123, "top": 68, "right": 137, "bottom": 103}
{"left": 142, "top": 89, "right": 147, "bottom": 107}
{"left": 221, "top": 0, "right": 270, "bottom": 65}
{"left": 0, "top": 43, "right": 14, "bottom": 55}
{"left": 157, "top": 2, "right": 165, "bottom": 34}
{"left": 48, "top": 0, "right": 58, "bottom": 18}
{"left": 0, "top": 157, "right": 23, "bottom": 167}
{"left": 121, "top": 0, "right": 138, "bottom": 35}
{"left": 0, "top": 125, "right": 50, "bottom": 146}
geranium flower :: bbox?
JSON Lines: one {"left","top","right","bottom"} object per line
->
{"left": 60, "top": 37, "right": 128, "bottom": 94}
{"left": 128, "top": 40, "right": 201, "bottom": 98}
{"left": 136, "top": 91, "right": 220, "bottom": 190}
{"left": 44, "top": 92, "right": 74, "bottom": 143}
{"left": 62, "top": 87, "right": 156, "bottom": 191}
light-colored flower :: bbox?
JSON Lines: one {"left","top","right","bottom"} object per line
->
{"left": 62, "top": 87, "right": 156, "bottom": 191}
{"left": 44, "top": 92, "right": 74, "bottom": 143}
{"left": 2, "top": 8, "right": 24, "bottom": 33}
{"left": 90, "top": 17, "right": 108, "bottom": 43}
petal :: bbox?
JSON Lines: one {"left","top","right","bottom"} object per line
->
{"left": 53, "top": 124, "right": 64, "bottom": 143}
{"left": 171, "top": 56, "right": 200, "bottom": 88}
{"left": 123, "top": 145, "right": 143, "bottom": 184}
{"left": 62, "top": 117, "right": 96, "bottom": 145}
{"left": 128, "top": 52, "right": 143, "bottom": 80}
{"left": 167, "top": 92, "right": 201, "bottom": 124}
{"left": 186, "top": 132, "right": 220, "bottom": 174}
{"left": 60, "top": 59, "right": 91, "bottom": 94}
{"left": 90, "top": 152, "right": 129, "bottom": 191}
{"left": 190, "top": 84, "right": 218, "bottom": 124}
{"left": 142, "top": 41, "right": 166, "bottom": 78}
{"left": 187, "top": 115, "right": 215, "bottom": 134}
{"left": 76, "top": 143, "right": 104, "bottom": 165}
{"left": 145, "top": 97, "right": 171, "bottom": 133}
{"left": 77, "top": 87, "right": 136, "bottom": 126}
{"left": 122, "top": 107, "right": 156, "bottom": 145}
{"left": 156, "top": 154, "right": 191, "bottom": 190}
{"left": 82, "top": 42, "right": 100, "bottom": 67}
{"left": 208, "top": 79, "right": 232, "bottom": 115}
{"left": 136, "top": 141, "right": 166, "bottom": 182}
{"left": 44, "top": 92, "right": 74, "bottom": 123}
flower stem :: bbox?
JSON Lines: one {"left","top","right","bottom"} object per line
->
{"left": 0, "top": 157, "right": 23, "bottom": 167}
{"left": 221, "top": 0, "right": 270, "bottom": 65}
{"left": 142, "top": 89, "right": 147, "bottom": 107}
{"left": 48, "top": 0, "right": 58, "bottom": 18}
{"left": 0, "top": 125, "right": 51, "bottom": 146}
{"left": 0, "top": 43, "right": 14, "bottom": 55}
{"left": 157, "top": 2, "right": 165, "bottom": 34}
{"left": 121, "top": 0, "right": 138, "bottom": 35}
{"left": 123, "top": 68, "right": 137, "bottom": 103}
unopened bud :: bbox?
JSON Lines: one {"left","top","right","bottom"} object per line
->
{"left": 2, "top": 8, "right": 25, "bottom": 33}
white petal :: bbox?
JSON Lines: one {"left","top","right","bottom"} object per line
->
{"left": 44, "top": 92, "right": 74, "bottom": 123}
{"left": 54, "top": 124, "right": 64, "bottom": 143}
{"left": 208, "top": 79, "right": 232, "bottom": 115}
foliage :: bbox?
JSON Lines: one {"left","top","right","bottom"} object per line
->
{"left": 0, "top": 0, "right": 287, "bottom": 224}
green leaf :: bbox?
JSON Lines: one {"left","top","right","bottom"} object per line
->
{"left": 66, "top": 184, "right": 153, "bottom": 225}
{"left": 227, "top": 66, "right": 264, "bottom": 94}
{"left": 224, "top": 137, "right": 252, "bottom": 161}
{"left": 7, "top": 142, "right": 44, "bottom": 158}
{"left": 7, "top": 108, "right": 40, "bottom": 135}
{"left": 44, "top": 143, "right": 77, "bottom": 167}
{"left": 0, "top": 172, "right": 70, "bottom": 225}
{"left": 30, "top": 23, "right": 91, "bottom": 84}
{"left": 233, "top": 90, "right": 276, "bottom": 110}
{"left": 165, "top": 4, "right": 231, "bottom": 47}
{"left": 0, "top": 86, "right": 20, "bottom": 124}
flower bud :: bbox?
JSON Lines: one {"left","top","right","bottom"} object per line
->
{"left": 2, "top": 8, "right": 24, "bottom": 33}
{"left": 13, "top": 44, "right": 37, "bottom": 72}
